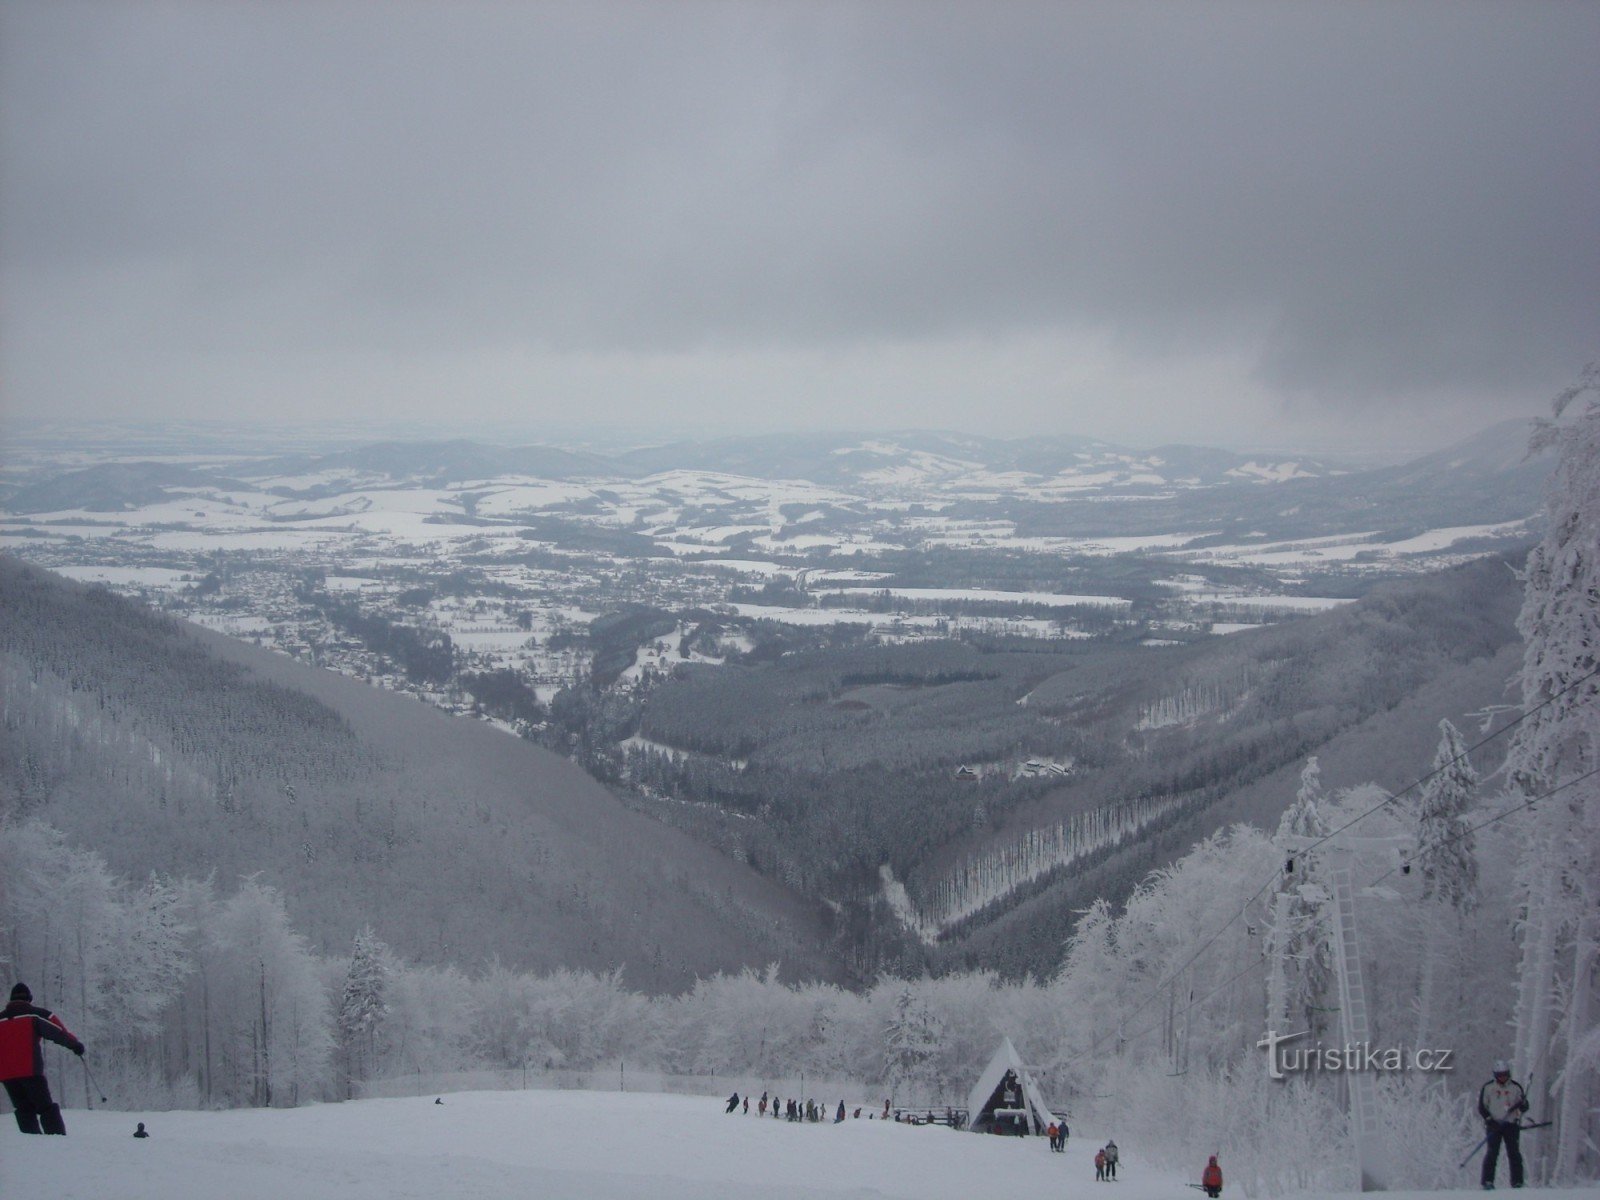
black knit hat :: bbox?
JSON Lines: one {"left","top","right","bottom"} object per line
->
{"left": 9, "top": 982, "right": 31, "bottom": 1003}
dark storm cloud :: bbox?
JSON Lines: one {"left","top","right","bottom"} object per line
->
{"left": 1, "top": 0, "right": 1595, "bottom": 439}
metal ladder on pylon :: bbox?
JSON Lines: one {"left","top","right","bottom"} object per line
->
{"left": 1330, "top": 866, "right": 1385, "bottom": 1189}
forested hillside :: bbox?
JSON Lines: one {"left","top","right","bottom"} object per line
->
{"left": 0, "top": 557, "right": 838, "bottom": 990}
{"left": 0, "top": 547, "right": 1532, "bottom": 985}
{"left": 619, "top": 552, "right": 1528, "bottom": 974}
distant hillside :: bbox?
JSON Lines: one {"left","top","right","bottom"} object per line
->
{"left": 307, "top": 439, "right": 611, "bottom": 484}
{"left": 622, "top": 552, "right": 1527, "bottom": 975}
{"left": 0, "top": 557, "right": 839, "bottom": 990}
{"left": 925, "top": 554, "right": 1528, "bottom": 975}
{"left": 5, "top": 422, "right": 1549, "bottom": 550}
{"left": 1010, "top": 419, "right": 1552, "bottom": 542}
{"left": 4, "top": 461, "right": 248, "bottom": 514}
{"left": 611, "top": 429, "right": 1337, "bottom": 492}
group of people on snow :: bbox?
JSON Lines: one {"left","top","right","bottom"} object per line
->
{"left": 728, "top": 1090, "right": 876, "bottom": 1124}
{"left": 1093, "top": 1139, "right": 1119, "bottom": 1180}
{"left": 0, "top": 980, "right": 1537, "bottom": 1200}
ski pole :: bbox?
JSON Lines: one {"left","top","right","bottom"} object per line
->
{"left": 1459, "top": 1120, "right": 1548, "bottom": 1170}
{"left": 81, "top": 1056, "right": 108, "bottom": 1105}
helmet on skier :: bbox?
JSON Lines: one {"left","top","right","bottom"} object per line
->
{"left": 1493, "top": 1060, "right": 1510, "bottom": 1077}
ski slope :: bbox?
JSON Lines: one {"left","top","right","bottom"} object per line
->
{"left": 2, "top": 1089, "right": 1595, "bottom": 1200}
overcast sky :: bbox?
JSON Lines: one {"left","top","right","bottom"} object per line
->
{"left": 2, "top": 1, "right": 1595, "bottom": 453}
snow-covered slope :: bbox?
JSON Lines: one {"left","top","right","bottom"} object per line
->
{"left": 7, "top": 1089, "right": 1594, "bottom": 1200}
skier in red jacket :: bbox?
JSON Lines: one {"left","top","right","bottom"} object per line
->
{"left": 1, "top": 982, "right": 85, "bottom": 1135}
{"left": 1201, "top": 1155, "right": 1224, "bottom": 1198}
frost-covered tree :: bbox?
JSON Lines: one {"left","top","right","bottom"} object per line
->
{"left": 1416, "top": 720, "right": 1480, "bottom": 910}
{"left": 1269, "top": 758, "right": 1334, "bottom": 1037}
{"left": 1056, "top": 898, "right": 1121, "bottom": 1060}
{"left": 1505, "top": 366, "right": 1600, "bottom": 1182}
{"left": 0, "top": 821, "right": 193, "bottom": 1084}
{"left": 665, "top": 964, "right": 830, "bottom": 1078}
{"left": 1281, "top": 756, "right": 1330, "bottom": 843}
{"left": 1412, "top": 720, "right": 1479, "bottom": 1047}
{"left": 378, "top": 959, "right": 474, "bottom": 1080}
{"left": 882, "top": 982, "right": 943, "bottom": 1103}
{"left": 1113, "top": 826, "right": 1280, "bottom": 1072}
{"left": 206, "top": 880, "right": 334, "bottom": 1107}
{"left": 337, "top": 927, "right": 391, "bottom": 1097}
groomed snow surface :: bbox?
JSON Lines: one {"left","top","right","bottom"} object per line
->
{"left": 8, "top": 1089, "right": 1594, "bottom": 1200}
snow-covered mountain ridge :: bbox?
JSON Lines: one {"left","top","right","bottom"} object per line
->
{"left": 1, "top": 422, "right": 1533, "bottom": 514}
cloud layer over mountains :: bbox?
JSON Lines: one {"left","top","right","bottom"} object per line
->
{"left": 3, "top": 2, "right": 1594, "bottom": 448}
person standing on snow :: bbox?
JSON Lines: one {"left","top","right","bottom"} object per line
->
{"left": 1477, "top": 1060, "right": 1530, "bottom": 1190}
{"left": 1201, "top": 1155, "right": 1223, "bottom": 1198}
{"left": 1094, "top": 1148, "right": 1106, "bottom": 1181}
{"left": 1104, "top": 1139, "right": 1119, "bottom": 1178}
{"left": 1, "top": 982, "right": 85, "bottom": 1135}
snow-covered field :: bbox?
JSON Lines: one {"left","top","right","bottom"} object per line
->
{"left": 7, "top": 1089, "right": 1592, "bottom": 1200}
{"left": 5, "top": 1089, "right": 1132, "bottom": 1200}
{"left": 819, "top": 586, "right": 1132, "bottom": 608}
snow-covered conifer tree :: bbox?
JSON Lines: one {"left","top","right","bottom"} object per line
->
{"left": 1505, "top": 365, "right": 1600, "bottom": 1182}
{"left": 1412, "top": 720, "right": 1479, "bottom": 1047}
{"left": 882, "top": 983, "right": 943, "bottom": 1103}
{"left": 1281, "top": 757, "right": 1329, "bottom": 842}
{"left": 1416, "top": 720, "right": 1480, "bottom": 910}
{"left": 337, "top": 927, "right": 391, "bottom": 1097}
{"left": 1269, "top": 758, "right": 1334, "bottom": 1037}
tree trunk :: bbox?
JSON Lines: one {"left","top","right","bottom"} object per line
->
{"left": 1553, "top": 911, "right": 1597, "bottom": 1181}
{"left": 1266, "top": 892, "right": 1291, "bottom": 1033}
{"left": 1414, "top": 905, "right": 1438, "bottom": 1050}
{"left": 259, "top": 960, "right": 271, "bottom": 1108}
{"left": 1512, "top": 815, "right": 1564, "bottom": 1184}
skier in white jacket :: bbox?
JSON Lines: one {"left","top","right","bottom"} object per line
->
{"left": 1476, "top": 1060, "right": 1529, "bottom": 1190}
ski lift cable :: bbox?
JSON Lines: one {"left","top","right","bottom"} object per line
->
{"left": 1364, "top": 764, "right": 1600, "bottom": 891}
{"left": 1085, "top": 664, "right": 1600, "bottom": 1052}
{"left": 1087, "top": 884, "right": 1275, "bottom": 1056}
{"left": 1113, "top": 958, "right": 1264, "bottom": 1049}
{"left": 1298, "top": 662, "right": 1600, "bottom": 857}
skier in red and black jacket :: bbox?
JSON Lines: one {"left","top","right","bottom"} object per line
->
{"left": 1, "top": 982, "right": 85, "bottom": 1135}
